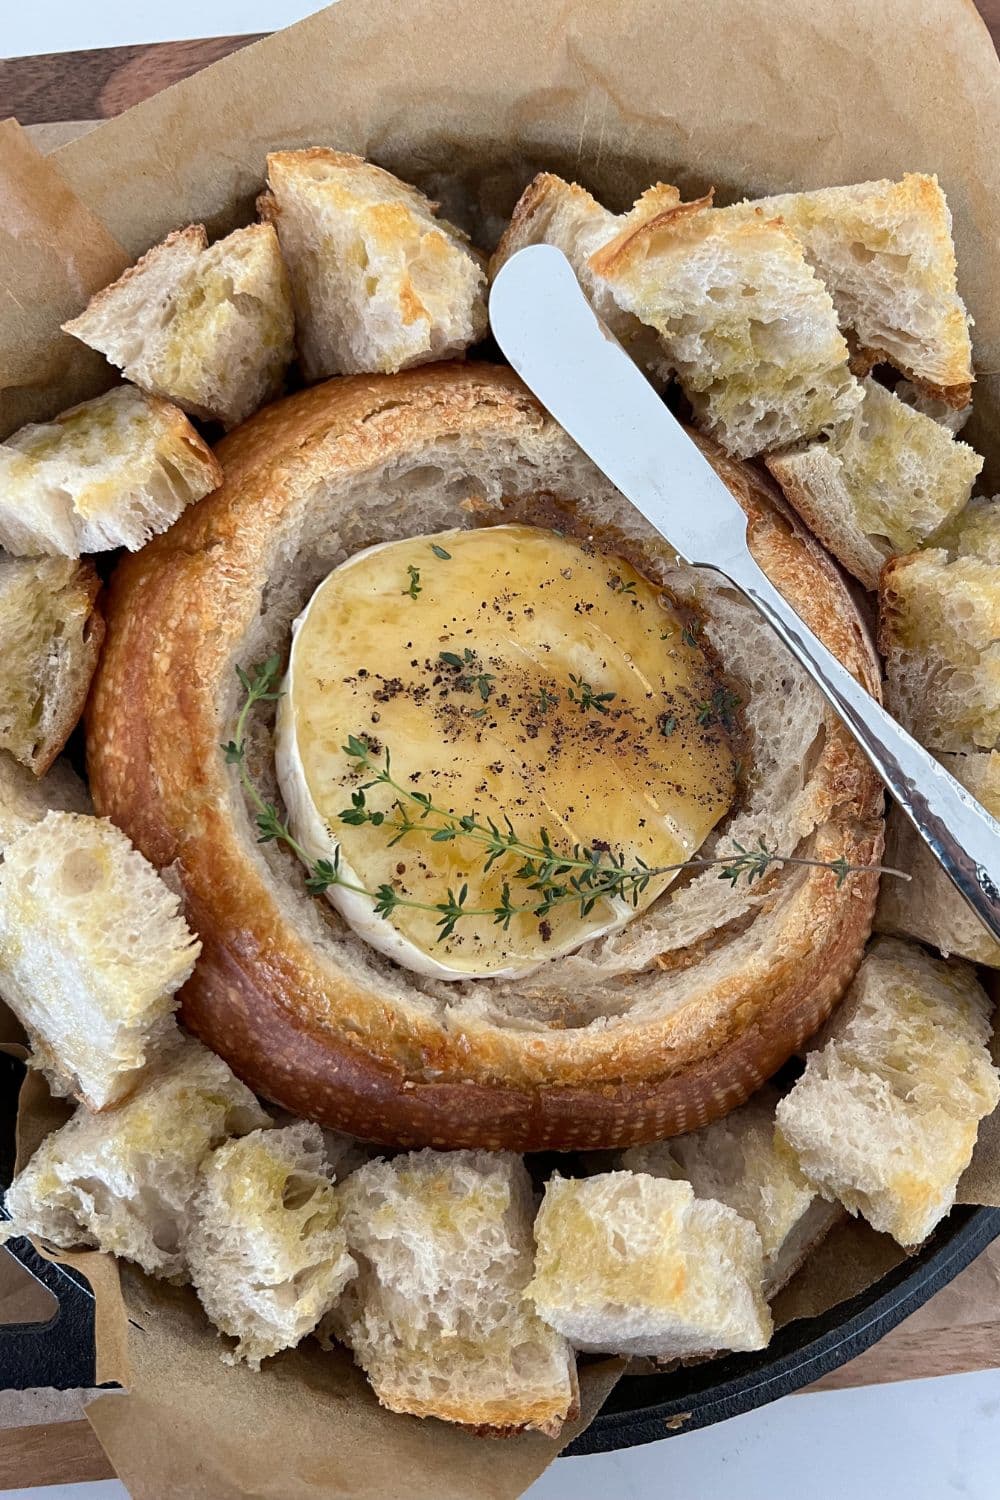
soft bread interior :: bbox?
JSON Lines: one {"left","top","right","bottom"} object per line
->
{"left": 222, "top": 404, "right": 878, "bottom": 1041}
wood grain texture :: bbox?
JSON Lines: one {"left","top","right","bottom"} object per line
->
{"left": 980, "top": 0, "right": 1000, "bottom": 41}
{"left": 0, "top": 35, "right": 264, "bottom": 124}
{"left": 0, "top": 1420, "right": 113, "bottom": 1487}
{"left": 2, "top": 3, "right": 1000, "bottom": 1485}
{"left": 1, "top": 9, "right": 996, "bottom": 123}
{"left": 807, "top": 1320, "right": 1000, "bottom": 1392}
{"left": 1, "top": 1316, "right": 996, "bottom": 1492}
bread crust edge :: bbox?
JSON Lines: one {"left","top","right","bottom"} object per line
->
{"left": 87, "top": 363, "right": 883, "bottom": 1150}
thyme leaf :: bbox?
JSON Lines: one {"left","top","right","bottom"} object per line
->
{"left": 225, "top": 660, "right": 909, "bottom": 945}
{"left": 567, "top": 673, "right": 616, "bottom": 716}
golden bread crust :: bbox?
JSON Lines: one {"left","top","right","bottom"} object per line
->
{"left": 62, "top": 225, "right": 208, "bottom": 333}
{"left": 88, "top": 363, "right": 882, "bottom": 1150}
{"left": 39, "top": 560, "right": 104, "bottom": 775}
{"left": 588, "top": 188, "right": 713, "bottom": 278}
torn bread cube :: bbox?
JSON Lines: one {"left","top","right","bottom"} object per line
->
{"left": 0, "top": 555, "right": 104, "bottom": 773}
{"left": 766, "top": 378, "right": 982, "bottom": 589}
{"left": 0, "top": 811, "right": 201, "bottom": 1109}
{"left": 63, "top": 224, "right": 294, "bottom": 430}
{"left": 0, "top": 752, "right": 90, "bottom": 852}
{"left": 723, "top": 175, "right": 973, "bottom": 406}
{"left": 590, "top": 188, "right": 860, "bottom": 457}
{"left": 490, "top": 174, "right": 661, "bottom": 368}
{"left": 2, "top": 1033, "right": 271, "bottom": 1279}
{"left": 622, "top": 1086, "right": 831, "bottom": 1295}
{"left": 894, "top": 379, "right": 971, "bottom": 436}
{"left": 930, "top": 495, "right": 1000, "bottom": 565}
{"left": 186, "top": 1123, "right": 356, "bottom": 1368}
{"left": 877, "top": 752, "right": 1000, "bottom": 967}
{"left": 0, "top": 385, "right": 222, "bottom": 557}
{"left": 328, "top": 1149, "right": 576, "bottom": 1435}
{"left": 879, "top": 547, "right": 1000, "bottom": 751}
{"left": 260, "top": 149, "right": 488, "bottom": 380}
{"left": 527, "top": 1172, "right": 771, "bottom": 1358}
{"left": 776, "top": 937, "right": 999, "bottom": 1246}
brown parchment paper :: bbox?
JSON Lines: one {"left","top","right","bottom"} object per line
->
{"left": 3, "top": 0, "right": 1000, "bottom": 1492}
{"left": 0, "top": 119, "right": 128, "bottom": 436}
{"left": 7, "top": 1069, "right": 130, "bottom": 1391}
{"left": 0, "top": 1245, "right": 57, "bottom": 1328}
{"left": 85, "top": 1268, "right": 621, "bottom": 1500}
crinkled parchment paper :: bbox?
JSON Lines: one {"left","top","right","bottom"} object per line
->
{"left": 2, "top": 0, "right": 1000, "bottom": 1492}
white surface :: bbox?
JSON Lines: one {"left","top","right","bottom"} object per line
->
{"left": 1, "top": 2, "right": 322, "bottom": 57}
{"left": 3, "top": 1371, "right": 1000, "bottom": 1498}
{"left": 0, "top": 3, "right": 996, "bottom": 1498}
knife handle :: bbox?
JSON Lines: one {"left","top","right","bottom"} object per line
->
{"left": 727, "top": 550, "right": 1000, "bottom": 944}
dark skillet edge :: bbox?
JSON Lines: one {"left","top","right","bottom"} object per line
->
{"left": 0, "top": 1053, "right": 110, "bottom": 1391}
{"left": 565, "top": 1204, "right": 1000, "bottom": 1455}
{"left": 3, "top": 1055, "right": 998, "bottom": 1447}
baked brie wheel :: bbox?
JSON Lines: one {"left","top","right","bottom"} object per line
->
{"left": 88, "top": 364, "right": 884, "bottom": 1150}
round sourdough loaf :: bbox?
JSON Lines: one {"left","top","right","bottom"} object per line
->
{"left": 87, "top": 363, "right": 884, "bottom": 1150}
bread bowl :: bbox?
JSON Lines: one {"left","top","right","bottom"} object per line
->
{"left": 88, "top": 361, "right": 883, "bottom": 1150}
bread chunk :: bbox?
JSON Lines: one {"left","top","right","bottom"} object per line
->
{"left": 591, "top": 188, "right": 860, "bottom": 457}
{"left": 622, "top": 1086, "right": 822, "bottom": 1293}
{"left": 261, "top": 149, "right": 487, "bottom": 379}
{"left": 0, "top": 752, "right": 90, "bottom": 852}
{"left": 766, "top": 378, "right": 982, "bottom": 589}
{"left": 894, "top": 379, "right": 971, "bottom": 436}
{"left": 2, "top": 1034, "right": 270, "bottom": 1279}
{"left": 724, "top": 175, "right": 973, "bottom": 404}
{"left": 0, "top": 386, "right": 222, "bottom": 557}
{"left": 879, "top": 547, "right": 1000, "bottom": 751}
{"left": 776, "top": 937, "right": 999, "bottom": 1246}
{"left": 85, "top": 363, "right": 885, "bottom": 1150}
{"left": 490, "top": 174, "right": 661, "bottom": 368}
{"left": 930, "top": 495, "right": 1000, "bottom": 565}
{"left": 0, "top": 555, "right": 103, "bottom": 773}
{"left": 0, "top": 811, "right": 201, "bottom": 1109}
{"left": 877, "top": 752, "right": 1000, "bottom": 966}
{"left": 64, "top": 224, "right": 294, "bottom": 430}
{"left": 186, "top": 1123, "right": 355, "bottom": 1367}
{"left": 527, "top": 1171, "right": 770, "bottom": 1358}
{"left": 328, "top": 1148, "right": 576, "bottom": 1434}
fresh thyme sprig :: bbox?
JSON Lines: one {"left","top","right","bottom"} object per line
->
{"left": 566, "top": 673, "right": 616, "bottom": 716}
{"left": 222, "top": 661, "right": 497, "bottom": 934}
{"left": 337, "top": 736, "right": 901, "bottom": 902}
{"left": 610, "top": 574, "right": 637, "bottom": 596}
{"left": 224, "top": 659, "right": 369, "bottom": 897}
{"left": 224, "top": 660, "right": 908, "bottom": 945}
{"left": 439, "top": 648, "right": 496, "bottom": 702}
{"left": 403, "top": 564, "right": 422, "bottom": 599}
{"left": 696, "top": 686, "right": 742, "bottom": 732}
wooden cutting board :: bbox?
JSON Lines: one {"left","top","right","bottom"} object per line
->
{"left": 1, "top": 4, "right": 998, "bottom": 121}
{"left": 3, "top": 15, "right": 1000, "bottom": 1489}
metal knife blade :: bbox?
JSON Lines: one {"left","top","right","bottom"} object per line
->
{"left": 489, "top": 243, "right": 750, "bottom": 574}
{"left": 488, "top": 243, "right": 1000, "bottom": 942}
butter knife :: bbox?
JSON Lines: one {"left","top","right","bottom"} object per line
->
{"left": 489, "top": 244, "right": 1000, "bottom": 942}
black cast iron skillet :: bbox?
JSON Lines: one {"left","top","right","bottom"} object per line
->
{"left": 2, "top": 1052, "right": 998, "bottom": 1452}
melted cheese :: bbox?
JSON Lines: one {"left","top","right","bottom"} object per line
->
{"left": 275, "top": 524, "right": 737, "bottom": 979}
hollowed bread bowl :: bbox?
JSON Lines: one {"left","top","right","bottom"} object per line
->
{"left": 88, "top": 362, "right": 883, "bottom": 1150}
